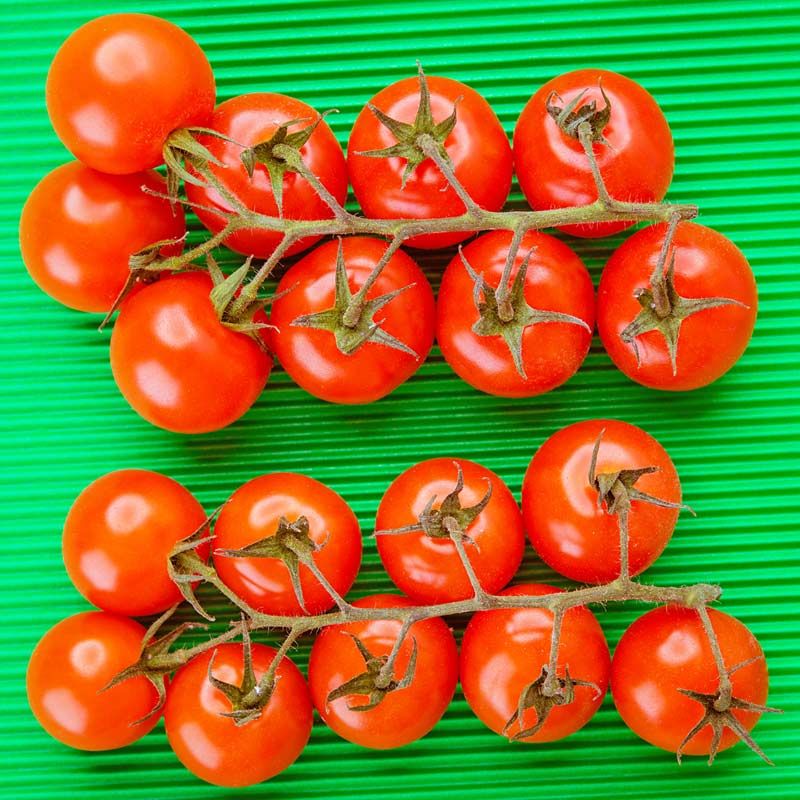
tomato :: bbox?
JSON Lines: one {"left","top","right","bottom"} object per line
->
{"left": 213, "top": 473, "right": 362, "bottom": 616}
{"left": 110, "top": 271, "right": 271, "bottom": 433}
{"left": 27, "top": 612, "right": 160, "bottom": 750}
{"left": 164, "top": 642, "right": 312, "bottom": 786}
{"left": 461, "top": 584, "right": 610, "bottom": 742}
{"left": 611, "top": 606, "right": 770, "bottom": 759}
{"left": 437, "top": 230, "right": 595, "bottom": 397}
{"left": 598, "top": 222, "right": 758, "bottom": 390}
{"left": 514, "top": 69, "right": 674, "bottom": 238}
{"left": 269, "top": 237, "right": 435, "bottom": 403}
{"left": 46, "top": 14, "right": 215, "bottom": 174}
{"left": 521, "top": 419, "right": 682, "bottom": 584}
{"left": 62, "top": 469, "right": 208, "bottom": 616}
{"left": 308, "top": 594, "right": 458, "bottom": 748}
{"left": 348, "top": 72, "right": 512, "bottom": 249}
{"left": 375, "top": 458, "right": 524, "bottom": 603}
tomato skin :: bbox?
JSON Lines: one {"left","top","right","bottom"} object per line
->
{"left": 522, "top": 419, "right": 681, "bottom": 584}
{"left": 598, "top": 222, "right": 758, "bottom": 390}
{"left": 514, "top": 69, "right": 674, "bottom": 238}
{"left": 46, "top": 14, "right": 215, "bottom": 174}
{"left": 307, "top": 594, "right": 458, "bottom": 748}
{"left": 110, "top": 271, "right": 271, "bottom": 433}
{"left": 185, "top": 93, "right": 348, "bottom": 259}
{"left": 348, "top": 76, "right": 512, "bottom": 249}
{"left": 437, "top": 230, "right": 595, "bottom": 397}
{"left": 214, "top": 473, "right": 362, "bottom": 616}
{"left": 164, "top": 643, "right": 312, "bottom": 786}
{"left": 460, "top": 584, "right": 610, "bottom": 742}
{"left": 375, "top": 458, "right": 524, "bottom": 603}
{"left": 27, "top": 612, "right": 160, "bottom": 750}
{"left": 269, "top": 237, "right": 435, "bottom": 404}
{"left": 611, "top": 606, "right": 768, "bottom": 757}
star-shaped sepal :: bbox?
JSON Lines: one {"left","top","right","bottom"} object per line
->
{"left": 546, "top": 81, "right": 612, "bottom": 144}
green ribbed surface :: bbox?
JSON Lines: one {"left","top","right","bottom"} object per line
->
{"left": 1, "top": 0, "right": 799, "bottom": 796}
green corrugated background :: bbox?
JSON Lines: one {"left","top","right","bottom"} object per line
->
{"left": 1, "top": 0, "right": 798, "bottom": 797}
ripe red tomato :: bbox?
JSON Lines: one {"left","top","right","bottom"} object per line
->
{"left": 110, "top": 271, "right": 271, "bottom": 433}
{"left": 514, "top": 69, "right": 674, "bottom": 238}
{"left": 20, "top": 162, "right": 184, "bottom": 313}
{"left": 47, "top": 14, "right": 215, "bottom": 174}
{"left": 522, "top": 419, "right": 682, "bottom": 584}
{"left": 213, "top": 473, "right": 362, "bottom": 615}
{"left": 27, "top": 612, "right": 160, "bottom": 750}
{"left": 348, "top": 74, "right": 512, "bottom": 249}
{"left": 375, "top": 458, "right": 524, "bottom": 603}
{"left": 611, "top": 606, "right": 769, "bottom": 759}
{"left": 164, "top": 642, "right": 312, "bottom": 786}
{"left": 437, "top": 230, "right": 595, "bottom": 397}
{"left": 308, "top": 594, "right": 458, "bottom": 748}
{"left": 269, "top": 237, "right": 435, "bottom": 403}
{"left": 62, "top": 469, "right": 208, "bottom": 616}
{"left": 598, "top": 222, "right": 758, "bottom": 390}
{"left": 185, "top": 93, "right": 348, "bottom": 259}
{"left": 460, "top": 584, "right": 610, "bottom": 742}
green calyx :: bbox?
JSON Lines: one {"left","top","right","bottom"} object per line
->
{"left": 546, "top": 81, "right": 612, "bottom": 143}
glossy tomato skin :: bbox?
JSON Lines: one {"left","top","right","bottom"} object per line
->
{"left": 308, "top": 594, "right": 458, "bottom": 748}
{"left": 514, "top": 69, "right": 674, "bottom": 238}
{"left": 437, "top": 230, "right": 595, "bottom": 397}
{"left": 461, "top": 584, "right": 610, "bottom": 742}
{"left": 348, "top": 76, "right": 512, "bottom": 249}
{"left": 522, "top": 419, "right": 681, "bottom": 584}
{"left": 164, "top": 643, "right": 312, "bottom": 786}
{"left": 598, "top": 222, "right": 758, "bottom": 390}
{"left": 27, "top": 612, "right": 160, "bottom": 750}
{"left": 62, "top": 470, "right": 208, "bottom": 616}
{"left": 375, "top": 458, "right": 524, "bottom": 603}
{"left": 185, "top": 93, "right": 348, "bottom": 259}
{"left": 214, "top": 473, "right": 362, "bottom": 616}
{"left": 46, "top": 14, "right": 215, "bottom": 174}
{"left": 269, "top": 237, "right": 435, "bottom": 403}
{"left": 611, "top": 606, "right": 768, "bottom": 757}
{"left": 110, "top": 271, "right": 271, "bottom": 433}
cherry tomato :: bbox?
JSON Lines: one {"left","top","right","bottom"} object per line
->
{"left": 522, "top": 419, "right": 682, "bottom": 584}
{"left": 375, "top": 458, "right": 524, "bottom": 603}
{"left": 460, "top": 584, "right": 610, "bottom": 742}
{"left": 611, "top": 606, "right": 769, "bottom": 758}
{"left": 47, "top": 14, "right": 215, "bottom": 174}
{"left": 213, "top": 473, "right": 362, "bottom": 616}
{"left": 598, "top": 222, "right": 758, "bottom": 391}
{"left": 514, "top": 69, "right": 674, "bottom": 238}
{"left": 308, "top": 594, "right": 458, "bottom": 748}
{"left": 110, "top": 271, "right": 271, "bottom": 433}
{"left": 164, "top": 642, "right": 312, "bottom": 786}
{"left": 269, "top": 237, "right": 435, "bottom": 404}
{"left": 27, "top": 612, "right": 160, "bottom": 750}
{"left": 437, "top": 230, "right": 595, "bottom": 397}
{"left": 348, "top": 74, "right": 512, "bottom": 249}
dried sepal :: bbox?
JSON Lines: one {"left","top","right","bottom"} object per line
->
{"left": 546, "top": 80, "right": 612, "bottom": 144}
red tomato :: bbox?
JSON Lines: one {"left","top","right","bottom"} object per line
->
{"left": 164, "top": 642, "right": 312, "bottom": 786}
{"left": 269, "top": 237, "right": 435, "bottom": 403}
{"left": 460, "top": 584, "right": 610, "bottom": 742}
{"left": 348, "top": 75, "right": 512, "bottom": 249}
{"left": 598, "top": 222, "right": 758, "bottom": 390}
{"left": 185, "top": 93, "right": 348, "bottom": 259}
{"left": 213, "top": 473, "right": 362, "bottom": 616}
{"left": 375, "top": 458, "right": 524, "bottom": 603}
{"left": 514, "top": 69, "right": 674, "bottom": 238}
{"left": 437, "top": 230, "right": 595, "bottom": 397}
{"left": 522, "top": 419, "right": 682, "bottom": 584}
{"left": 46, "top": 14, "right": 215, "bottom": 174}
{"left": 611, "top": 606, "right": 769, "bottom": 758}
{"left": 110, "top": 271, "right": 271, "bottom": 433}
{"left": 27, "top": 612, "right": 160, "bottom": 750}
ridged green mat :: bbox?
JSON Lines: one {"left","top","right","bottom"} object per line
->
{"left": 1, "top": 0, "right": 798, "bottom": 797}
